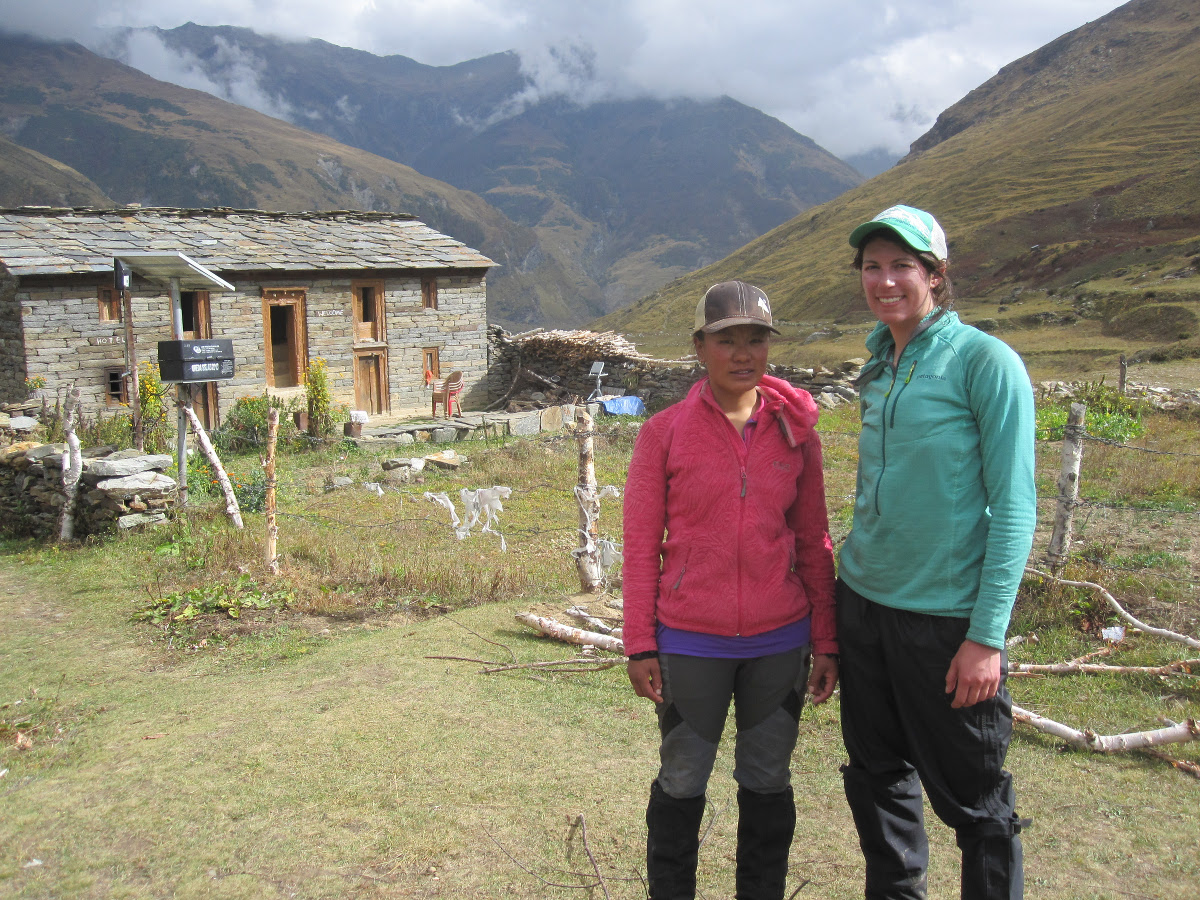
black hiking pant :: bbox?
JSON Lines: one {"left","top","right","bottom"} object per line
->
{"left": 836, "top": 581, "right": 1026, "bottom": 900}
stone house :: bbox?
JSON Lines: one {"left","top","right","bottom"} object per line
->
{"left": 0, "top": 207, "right": 494, "bottom": 426}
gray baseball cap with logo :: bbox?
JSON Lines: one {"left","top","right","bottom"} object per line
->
{"left": 694, "top": 280, "right": 780, "bottom": 334}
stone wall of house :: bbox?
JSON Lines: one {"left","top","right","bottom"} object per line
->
{"left": 0, "top": 442, "right": 177, "bottom": 538}
{"left": 13, "top": 278, "right": 174, "bottom": 416}
{"left": 10, "top": 269, "right": 489, "bottom": 424}
{"left": 0, "top": 272, "right": 25, "bottom": 404}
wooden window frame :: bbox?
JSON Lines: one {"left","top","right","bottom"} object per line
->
{"left": 98, "top": 288, "right": 122, "bottom": 323}
{"left": 103, "top": 367, "right": 128, "bottom": 407}
{"left": 423, "top": 347, "right": 441, "bottom": 381}
{"left": 180, "top": 290, "right": 212, "bottom": 339}
{"left": 352, "top": 279, "right": 386, "bottom": 344}
{"left": 421, "top": 275, "right": 438, "bottom": 310}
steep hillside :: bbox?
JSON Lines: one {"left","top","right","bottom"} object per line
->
{"left": 0, "top": 34, "right": 587, "bottom": 328}
{"left": 141, "top": 24, "right": 863, "bottom": 315}
{"left": 600, "top": 0, "right": 1200, "bottom": 353}
{"left": 0, "top": 135, "right": 112, "bottom": 207}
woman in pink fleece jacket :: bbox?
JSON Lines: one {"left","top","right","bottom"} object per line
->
{"left": 623, "top": 280, "right": 838, "bottom": 900}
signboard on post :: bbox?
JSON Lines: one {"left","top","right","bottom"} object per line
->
{"left": 158, "top": 340, "right": 236, "bottom": 383}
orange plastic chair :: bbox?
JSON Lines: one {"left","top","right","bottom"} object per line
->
{"left": 431, "top": 370, "right": 464, "bottom": 417}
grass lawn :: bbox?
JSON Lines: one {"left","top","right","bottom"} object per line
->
{"left": 2, "top": 402, "right": 1198, "bottom": 899}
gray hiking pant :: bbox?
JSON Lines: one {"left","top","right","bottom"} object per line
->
{"left": 655, "top": 646, "right": 811, "bottom": 800}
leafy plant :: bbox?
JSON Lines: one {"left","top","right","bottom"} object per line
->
{"left": 212, "top": 394, "right": 287, "bottom": 451}
{"left": 190, "top": 460, "right": 268, "bottom": 513}
{"left": 133, "top": 574, "right": 292, "bottom": 636}
{"left": 303, "top": 357, "right": 335, "bottom": 437}
{"left": 137, "top": 360, "right": 172, "bottom": 453}
{"left": 1035, "top": 380, "right": 1146, "bottom": 443}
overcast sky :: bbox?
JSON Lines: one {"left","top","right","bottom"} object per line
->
{"left": 0, "top": 0, "right": 1128, "bottom": 159}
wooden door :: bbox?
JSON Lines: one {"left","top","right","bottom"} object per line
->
{"left": 354, "top": 351, "right": 387, "bottom": 415}
{"left": 262, "top": 289, "right": 308, "bottom": 388}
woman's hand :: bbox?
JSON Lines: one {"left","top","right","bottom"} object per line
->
{"left": 945, "top": 639, "right": 1002, "bottom": 708}
{"left": 627, "top": 657, "right": 663, "bottom": 703}
{"left": 807, "top": 654, "right": 839, "bottom": 705}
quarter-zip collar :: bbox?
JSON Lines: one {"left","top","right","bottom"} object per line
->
{"left": 855, "top": 306, "right": 953, "bottom": 388}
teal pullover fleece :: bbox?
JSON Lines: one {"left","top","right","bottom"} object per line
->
{"left": 837, "top": 310, "right": 1037, "bottom": 649}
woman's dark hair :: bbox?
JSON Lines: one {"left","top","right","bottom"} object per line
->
{"left": 852, "top": 229, "right": 955, "bottom": 311}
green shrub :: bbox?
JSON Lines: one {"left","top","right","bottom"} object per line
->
{"left": 303, "top": 357, "right": 335, "bottom": 437}
{"left": 212, "top": 394, "right": 290, "bottom": 451}
{"left": 190, "top": 460, "right": 268, "bottom": 513}
{"left": 138, "top": 361, "right": 172, "bottom": 453}
{"left": 1035, "top": 379, "right": 1146, "bottom": 443}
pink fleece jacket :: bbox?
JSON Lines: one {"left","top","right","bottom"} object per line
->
{"left": 622, "top": 374, "right": 837, "bottom": 657}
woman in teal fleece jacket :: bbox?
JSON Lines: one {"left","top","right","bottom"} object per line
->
{"left": 624, "top": 280, "right": 837, "bottom": 900}
{"left": 836, "top": 205, "right": 1036, "bottom": 900}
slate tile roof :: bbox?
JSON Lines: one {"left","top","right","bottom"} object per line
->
{"left": 0, "top": 207, "right": 495, "bottom": 277}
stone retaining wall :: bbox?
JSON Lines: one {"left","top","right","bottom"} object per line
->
{"left": 0, "top": 443, "right": 177, "bottom": 538}
{"left": 487, "top": 326, "right": 865, "bottom": 412}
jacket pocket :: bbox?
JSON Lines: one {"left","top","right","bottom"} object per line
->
{"left": 661, "top": 546, "right": 693, "bottom": 600}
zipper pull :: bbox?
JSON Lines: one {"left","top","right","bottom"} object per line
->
{"left": 741, "top": 469, "right": 747, "bottom": 498}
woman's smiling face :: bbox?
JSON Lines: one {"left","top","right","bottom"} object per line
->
{"left": 860, "top": 234, "right": 941, "bottom": 337}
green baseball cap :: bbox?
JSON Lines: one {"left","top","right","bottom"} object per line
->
{"left": 849, "top": 204, "right": 948, "bottom": 263}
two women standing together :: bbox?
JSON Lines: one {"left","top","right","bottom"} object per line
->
{"left": 623, "top": 205, "right": 1037, "bottom": 899}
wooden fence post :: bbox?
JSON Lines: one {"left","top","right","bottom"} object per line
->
{"left": 58, "top": 388, "right": 82, "bottom": 542}
{"left": 575, "top": 407, "right": 605, "bottom": 593}
{"left": 1119, "top": 354, "right": 1127, "bottom": 395}
{"left": 1046, "top": 402, "right": 1086, "bottom": 573}
{"left": 264, "top": 408, "right": 280, "bottom": 574}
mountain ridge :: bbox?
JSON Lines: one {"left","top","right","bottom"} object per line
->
{"left": 597, "top": 0, "right": 1200, "bottom": 361}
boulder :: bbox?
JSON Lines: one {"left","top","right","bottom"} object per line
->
{"left": 87, "top": 455, "right": 173, "bottom": 478}
{"left": 95, "top": 471, "right": 178, "bottom": 500}
{"left": 25, "top": 443, "right": 66, "bottom": 461}
{"left": 117, "top": 512, "right": 168, "bottom": 530}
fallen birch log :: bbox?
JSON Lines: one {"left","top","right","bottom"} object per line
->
{"left": 1012, "top": 703, "right": 1199, "bottom": 753}
{"left": 1010, "top": 659, "right": 1199, "bottom": 677}
{"left": 565, "top": 605, "right": 616, "bottom": 634}
{"left": 1025, "top": 567, "right": 1200, "bottom": 650}
{"left": 514, "top": 612, "right": 625, "bottom": 654}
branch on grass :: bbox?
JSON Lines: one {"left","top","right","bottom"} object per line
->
{"left": 1012, "top": 703, "right": 1199, "bottom": 754}
{"left": 445, "top": 615, "right": 518, "bottom": 663}
{"left": 514, "top": 612, "right": 625, "bottom": 654}
{"left": 574, "top": 815, "right": 612, "bottom": 900}
{"left": 1139, "top": 748, "right": 1200, "bottom": 779}
{"left": 1025, "top": 567, "right": 1200, "bottom": 650}
{"left": 482, "top": 658, "right": 621, "bottom": 675}
{"left": 484, "top": 829, "right": 593, "bottom": 891}
{"left": 426, "top": 654, "right": 622, "bottom": 675}
{"left": 1010, "top": 659, "right": 1200, "bottom": 677}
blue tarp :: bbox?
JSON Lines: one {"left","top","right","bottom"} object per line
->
{"left": 598, "top": 395, "right": 646, "bottom": 416}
